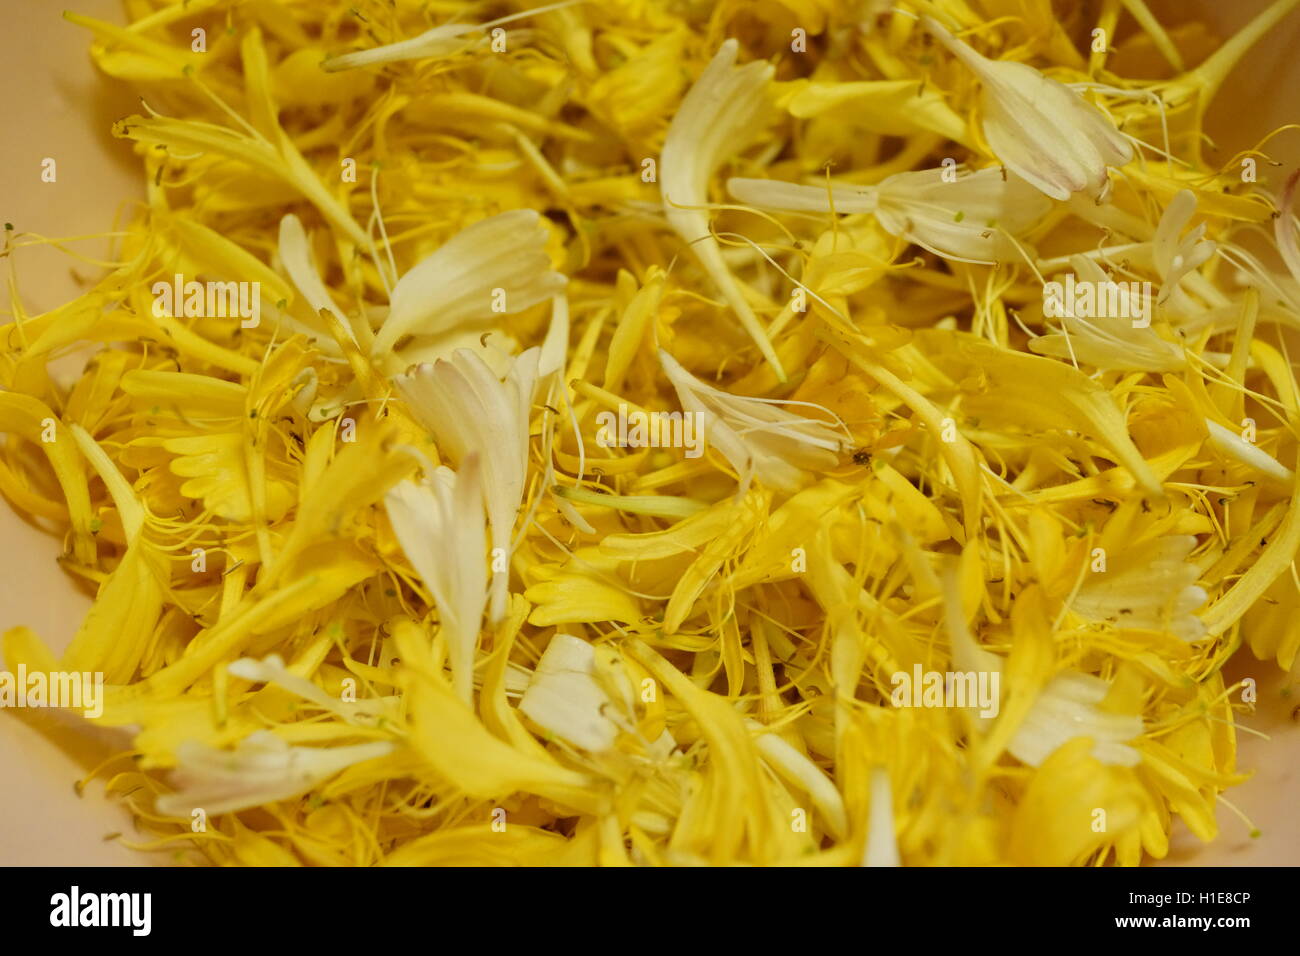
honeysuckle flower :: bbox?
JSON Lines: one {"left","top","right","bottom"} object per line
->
{"left": 372, "top": 210, "right": 566, "bottom": 358}
{"left": 524, "top": 562, "right": 643, "bottom": 626}
{"left": 1071, "top": 535, "right": 1207, "bottom": 641}
{"left": 279, "top": 210, "right": 566, "bottom": 365}
{"left": 1007, "top": 736, "right": 1151, "bottom": 866}
{"left": 389, "top": 287, "right": 566, "bottom": 381}
{"left": 1204, "top": 419, "right": 1296, "bottom": 486}
{"left": 229, "top": 653, "right": 395, "bottom": 722}
{"left": 658, "top": 349, "right": 846, "bottom": 492}
{"left": 1153, "top": 190, "right": 1217, "bottom": 314}
{"left": 395, "top": 349, "right": 539, "bottom": 623}
{"left": 661, "top": 39, "right": 784, "bottom": 378}
{"left": 277, "top": 213, "right": 358, "bottom": 353}
{"left": 8, "top": 0, "right": 1294, "bottom": 868}
{"left": 924, "top": 17, "right": 1132, "bottom": 201}
{"left": 1009, "top": 671, "right": 1143, "bottom": 768}
{"left": 322, "top": 0, "right": 582, "bottom": 71}
{"left": 958, "top": 340, "right": 1165, "bottom": 498}
{"left": 154, "top": 731, "right": 395, "bottom": 817}
{"left": 384, "top": 456, "right": 488, "bottom": 705}
{"left": 1029, "top": 254, "right": 1185, "bottom": 371}
{"left": 1056, "top": 189, "right": 1223, "bottom": 321}
{"left": 728, "top": 165, "right": 1052, "bottom": 264}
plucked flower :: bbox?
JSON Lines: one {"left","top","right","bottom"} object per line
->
{"left": 745, "top": 719, "right": 849, "bottom": 840}
{"left": 229, "top": 653, "right": 394, "bottom": 721}
{"left": 1009, "top": 671, "right": 1143, "bottom": 767}
{"left": 661, "top": 39, "right": 784, "bottom": 378}
{"left": 155, "top": 731, "right": 394, "bottom": 817}
{"left": 1153, "top": 190, "right": 1217, "bottom": 316}
{"left": 394, "top": 349, "right": 539, "bottom": 623}
{"left": 384, "top": 455, "right": 488, "bottom": 704}
{"left": 728, "top": 165, "right": 1051, "bottom": 264}
{"left": 519, "top": 633, "right": 674, "bottom": 755}
{"left": 1071, "top": 534, "right": 1208, "bottom": 641}
{"left": 1204, "top": 419, "right": 1295, "bottom": 487}
{"left": 278, "top": 210, "right": 566, "bottom": 364}
{"left": 924, "top": 17, "right": 1132, "bottom": 202}
{"left": 1029, "top": 254, "right": 1185, "bottom": 371}
{"left": 278, "top": 213, "right": 354, "bottom": 336}
{"left": 659, "top": 349, "right": 845, "bottom": 492}
{"left": 372, "top": 210, "right": 566, "bottom": 357}
{"left": 322, "top": 0, "right": 580, "bottom": 71}
{"left": 1154, "top": 190, "right": 1217, "bottom": 289}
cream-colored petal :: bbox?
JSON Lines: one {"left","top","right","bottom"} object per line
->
{"left": 661, "top": 40, "right": 784, "bottom": 378}
{"left": 374, "top": 210, "right": 566, "bottom": 356}
{"left": 155, "top": 731, "right": 394, "bottom": 816}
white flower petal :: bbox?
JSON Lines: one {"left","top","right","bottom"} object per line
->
{"left": 1008, "top": 671, "right": 1142, "bottom": 767}
{"left": 1030, "top": 255, "right": 1184, "bottom": 371}
{"left": 374, "top": 210, "right": 566, "bottom": 356}
{"left": 661, "top": 40, "right": 784, "bottom": 378}
{"left": 519, "top": 634, "right": 623, "bottom": 753}
{"left": 155, "top": 731, "right": 394, "bottom": 817}
{"left": 538, "top": 292, "right": 569, "bottom": 380}
{"left": 395, "top": 349, "right": 538, "bottom": 622}
{"left": 727, "top": 177, "right": 879, "bottom": 214}
{"left": 730, "top": 166, "right": 1050, "bottom": 263}
{"left": 926, "top": 17, "right": 1131, "bottom": 202}
{"left": 322, "top": 0, "right": 580, "bottom": 71}
{"left": 746, "top": 720, "right": 848, "bottom": 840}
{"left": 228, "top": 653, "right": 391, "bottom": 722}
{"left": 659, "top": 349, "right": 844, "bottom": 492}
{"left": 277, "top": 213, "right": 354, "bottom": 339}
{"left": 385, "top": 456, "right": 488, "bottom": 703}
{"left": 1204, "top": 419, "right": 1295, "bottom": 486}
{"left": 874, "top": 166, "right": 1052, "bottom": 263}
{"left": 1072, "top": 534, "right": 1207, "bottom": 641}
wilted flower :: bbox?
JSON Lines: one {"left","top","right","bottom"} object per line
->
{"left": 1204, "top": 420, "right": 1295, "bottom": 487}
{"left": 395, "top": 349, "right": 539, "bottom": 623}
{"left": 1153, "top": 190, "right": 1217, "bottom": 314}
{"left": 1029, "top": 254, "right": 1184, "bottom": 371}
{"left": 659, "top": 349, "right": 845, "bottom": 492}
{"left": 229, "top": 653, "right": 394, "bottom": 722}
{"left": 520, "top": 633, "right": 627, "bottom": 753}
{"left": 322, "top": 0, "right": 581, "bottom": 71}
{"left": 1071, "top": 535, "right": 1207, "bottom": 641}
{"left": 661, "top": 39, "right": 784, "bottom": 378}
{"left": 385, "top": 456, "right": 489, "bottom": 705}
{"left": 729, "top": 165, "right": 1052, "bottom": 263}
{"left": 155, "top": 731, "right": 394, "bottom": 817}
{"left": 1009, "top": 671, "right": 1143, "bottom": 768}
{"left": 7, "top": 0, "right": 1293, "bottom": 869}
{"left": 924, "top": 16, "right": 1132, "bottom": 201}
{"left": 278, "top": 210, "right": 566, "bottom": 364}
{"left": 373, "top": 210, "right": 566, "bottom": 357}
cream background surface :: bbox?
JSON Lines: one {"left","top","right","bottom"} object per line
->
{"left": 0, "top": 0, "right": 1296, "bottom": 865}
